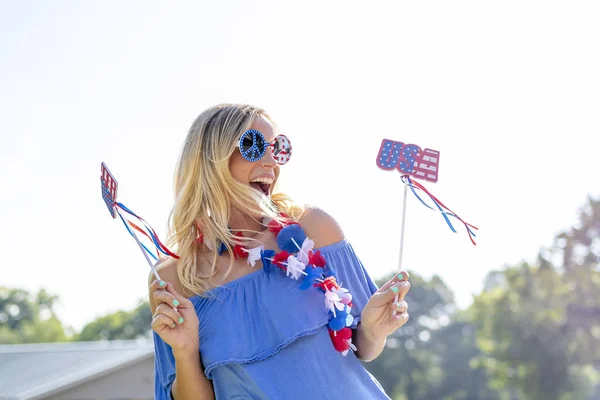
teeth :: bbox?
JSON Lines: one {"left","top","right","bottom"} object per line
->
{"left": 250, "top": 177, "right": 274, "bottom": 185}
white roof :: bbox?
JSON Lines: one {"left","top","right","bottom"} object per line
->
{"left": 0, "top": 340, "right": 154, "bottom": 400}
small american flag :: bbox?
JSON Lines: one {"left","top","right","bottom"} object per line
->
{"left": 101, "top": 162, "right": 118, "bottom": 218}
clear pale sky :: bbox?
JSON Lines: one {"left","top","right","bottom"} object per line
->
{"left": 1, "top": 1, "right": 599, "bottom": 332}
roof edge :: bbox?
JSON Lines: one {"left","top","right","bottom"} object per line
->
{"left": 16, "top": 346, "right": 154, "bottom": 400}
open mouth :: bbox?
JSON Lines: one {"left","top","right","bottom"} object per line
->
{"left": 250, "top": 177, "right": 273, "bottom": 196}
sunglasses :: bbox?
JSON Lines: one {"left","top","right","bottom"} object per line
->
{"left": 238, "top": 129, "right": 292, "bottom": 165}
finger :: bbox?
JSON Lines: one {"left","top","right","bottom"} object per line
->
{"left": 153, "top": 287, "right": 181, "bottom": 309}
{"left": 377, "top": 271, "right": 408, "bottom": 293}
{"left": 393, "top": 311, "right": 409, "bottom": 326}
{"left": 154, "top": 303, "right": 185, "bottom": 325}
{"left": 390, "top": 280, "right": 410, "bottom": 299}
{"left": 149, "top": 279, "right": 168, "bottom": 293}
{"left": 393, "top": 300, "right": 408, "bottom": 313}
{"left": 396, "top": 280, "right": 411, "bottom": 301}
{"left": 165, "top": 282, "right": 193, "bottom": 309}
{"left": 370, "top": 280, "right": 409, "bottom": 306}
{"left": 151, "top": 313, "right": 178, "bottom": 331}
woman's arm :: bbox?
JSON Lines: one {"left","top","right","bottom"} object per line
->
{"left": 172, "top": 349, "right": 215, "bottom": 400}
{"left": 149, "top": 260, "right": 215, "bottom": 400}
{"left": 354, "top": 273, "right": 411, "bottom": 362}
{"left": 353, "top": 323, "right": 387, "bottom": 362}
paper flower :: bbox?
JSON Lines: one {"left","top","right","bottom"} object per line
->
{"left": 340, "top": 292, "right": 353, "bottom": 307}
{"left": 276, "top": 224, "right": 307, "bottom": 253}
{"left": 297, "top": 238, "right": 314, "bottom": 264}
{"left": 315, "top": 276, "right": 340, "bottom": 292}
{"left": 285, "top": 255, "right": 306, "bottom": 280}
{"left": 300, "top": 266, "right": 323, "bottom": 290}
{"left": 324, "top": 290, "right": 345, "bottom": 317}
{"left": 343, "top": 336, "right": 357, "bottom": 356}
{"left": 246, "top": 245, "right": 265, "bottom": 267}
{"left": 272, "top": 250, "right": 290, "bottom": 270}
{"left": 329, "top": 327, "right": 353, "bottom": 353}
{"left": 328, "top": 304, "right": 350, "bottom": 331}
{"left": 260, "top": 249, "right": 276, "bottom": 274}
{"left": 308, "top": 250, "right": 326, "bottom": 268}
{"left": 268, "top": 218, "right": 285, "bottom": 235}
{"left": 333, "top": 287, "right": 353, "bottom": 306}
{"left": 346, "top": 313, "right": 354, "bottom": 328}
{"left": 232, "top": 232, "right": 248, "bottom": 259}
{"left": 218, "top": 241, "right": 227, "bottom": 256}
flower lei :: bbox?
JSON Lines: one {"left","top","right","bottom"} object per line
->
{"left": 199, "top": 216, "right": 358, "bottom": 355}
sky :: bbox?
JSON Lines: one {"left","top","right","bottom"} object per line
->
{"left": 1, "top": 0, "right": 599, "bottom": 332}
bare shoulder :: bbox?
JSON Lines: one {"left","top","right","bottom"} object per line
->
{"left": 298, "top": 205, "right": 345, "bottom": 248}
{"left": 147, "top": 257, "right": 179, "bottom": 286}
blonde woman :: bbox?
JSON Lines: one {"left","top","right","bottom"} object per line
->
{"left": 149, "top": 104, "right": 411, "bottom": 399}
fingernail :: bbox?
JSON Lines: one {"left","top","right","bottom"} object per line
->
{"left": 173, "top": 299, "right": 180, "bottom": 307}
{"left": 159, "top": 281, "right": 166, "bottom": 287}
{"left": 179, "top": 317, "right": 184, "bottom": 324}
{"left": 391, "top": 286, "right": 399, "bottom": 294}
{"left": 171, "top": 323, "right": 176, "bottom": 328}
{"left": 397, "top": 273, "right": 404, "bottom": 280}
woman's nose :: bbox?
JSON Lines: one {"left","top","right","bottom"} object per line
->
{"left": 262, "top": 146, "right": 276, "bottom": 167}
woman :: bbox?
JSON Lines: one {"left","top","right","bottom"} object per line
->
{"left": 149, "top": 104, "right": 411, "bottom": 399}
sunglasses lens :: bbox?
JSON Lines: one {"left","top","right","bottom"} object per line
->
{"left": 271, "top": 135, "right": 292, "bottom": 165}
{"left": 239, "top": 130, "right": 267, "bottom": 162}
{"left": 255, "top": 134, "right": 265, "bottom": 153}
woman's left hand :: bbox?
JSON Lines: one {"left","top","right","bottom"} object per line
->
{"left": 359, "top": 271, "right": 411, "bottom": 343}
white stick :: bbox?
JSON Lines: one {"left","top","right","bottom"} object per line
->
{"left": 117, "top": 208, "right": 161, "bottom": 281}
{"left": 393, "top": 179, "right": 409, "bottom": 316}
{"left": 291, "top": 237, "right": 309, "bottom": 261}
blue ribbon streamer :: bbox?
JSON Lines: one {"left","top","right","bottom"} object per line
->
{"left": 117, "top": 202, "right": 172, "bottom": 257}
{"left": 116, "top": 209, "right": 158, "bottom": 261}
{"left": 403, "top": 176, "right": 456, "bottom": 233}
{"left": 402, "top": 176, "right": 477, "bottom": 241}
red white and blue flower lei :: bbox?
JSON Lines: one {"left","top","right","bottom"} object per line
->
{"left": 200, "top": 216, "right": 358, "bottom": 356}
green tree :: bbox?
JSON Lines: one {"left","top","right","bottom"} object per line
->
{"left": 0, "top": 287, "right": 69, "bottom": 344}
{"left": 421, "top": 316, "right": 501, "bottom": 400}
{"left": 76, "top": 300, "right": 152, "bottom": 341}
{"left": 471, "top": 196, "right": 600, "bottom": 400}
{"left": 365, "top": 273, "right": 498, "bottom": 400}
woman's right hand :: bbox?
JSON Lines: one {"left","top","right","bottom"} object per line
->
{"left": 150, "top": 280, "right": 200, "bottom": 356}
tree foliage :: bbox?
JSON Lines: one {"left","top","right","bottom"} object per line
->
{"left": 75, "top": 300, "right": 152, "bottom": 341}
{"left": 471, "top": 196, "right": 600, "bottom": 400}
{"left": 0, "top": 287, "right": 69, "bottom": 344}
{"left": 365, "top": 273, "right": 498, "bottom": 400}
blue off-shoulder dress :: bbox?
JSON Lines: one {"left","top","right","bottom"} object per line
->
{"left": 153, "top": 240, "right": 391, "bottom": 399}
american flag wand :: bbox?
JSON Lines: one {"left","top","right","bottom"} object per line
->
{"left": 375, "top": 140, "right": 478, "bottom": 314}
{"left": 100, "top": 162, "right": 179, "bottom": 281}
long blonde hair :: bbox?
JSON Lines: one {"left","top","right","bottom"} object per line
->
{"left": 167, "top": 103, "right": 304, "bottom": 296}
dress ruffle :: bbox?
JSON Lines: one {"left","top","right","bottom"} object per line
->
{"left": 193, "top": 261, "right": 330, "bottom": 379}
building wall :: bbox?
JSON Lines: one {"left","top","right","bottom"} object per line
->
{"left": 48, "top": 357, "right": 154, "bottom": 400}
